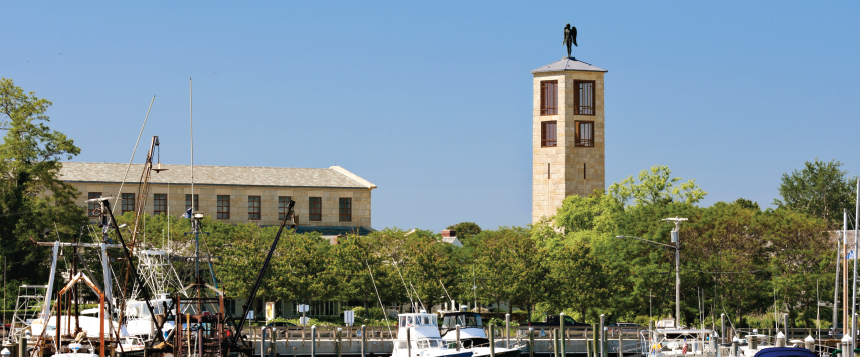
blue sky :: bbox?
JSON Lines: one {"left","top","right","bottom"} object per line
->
{"left": 2, "top": 1, "right": 858, "bottom": 231}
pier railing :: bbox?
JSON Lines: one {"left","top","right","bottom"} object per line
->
{"left": 242, "top": 325, "right": 649, "bottom": 341}
{"left": 243, "top": 326, "right": 397, "bottom": 341}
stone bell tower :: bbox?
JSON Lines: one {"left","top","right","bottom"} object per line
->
{"left": 532, "top": 57, "right": 607, "bottom": 223}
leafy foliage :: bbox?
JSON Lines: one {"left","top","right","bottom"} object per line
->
{"left": 608, "top": 165, "right": 707, "bottom": 208}
{"left": 0, "top": 78, "right": 84, "bottom": 284}
{"left": 774, "top": 159, "right": 857, "bottom": 228}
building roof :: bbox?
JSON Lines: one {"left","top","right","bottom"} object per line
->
{"left": 532, "top": 57, "right": 607, "bottom": 74}
{"left": 59, "top": 162, "right": 377, "bottom": 189}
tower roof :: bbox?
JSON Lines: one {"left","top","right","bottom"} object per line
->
{"left": 532, "top": 57, "right": 607, "bottom": 74}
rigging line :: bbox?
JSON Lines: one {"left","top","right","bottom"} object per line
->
{"left": 364, "top": 258, "right": 393, "bottom": 337}
{"left": 113, "top": 96, "right": 155, "bottom": 213}
{"left": 439, "top": 279, "right": 452, "bottom": 302}
{"left": 409, "top": 281, "right": 425, "bottom": 312}
{"left": 0, "top": 211, "right": 30, "bottom": 218}
{"left": 392, "top": 261, "right": 415, "bottom": 308}
{"left": 200, "top": 232, "right": 218, "bottom": 288}
{"left": 721, "top": 302, "right": 736, "bottom": 333}
{"left": 683, "top": 269, "right": 765, "bottom": 274}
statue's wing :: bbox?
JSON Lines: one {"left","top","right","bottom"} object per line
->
{"left": 573, "top": 26, "right": 578, "bottom": 46}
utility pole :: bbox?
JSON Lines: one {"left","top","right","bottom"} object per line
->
{"left": 664, "top": 217, "right": 688, "bottom": 329}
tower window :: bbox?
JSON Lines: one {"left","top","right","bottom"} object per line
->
{"left": 217, "top": 195, "right": 230, "bottom": 219}
{"left": 575, "top": 80, "right": 595, "bottom": 115}
{"left": 309, "top": 197, "right": 322, "bottom": 221}
{"left": 122, "top": 193, "right": 135, "bottom": 214}
{"left": 541, "top": 121, "right": 557, "bottom": 147}
{"left": 153, "top": 194, "right": 167, "bottom": 215}
{"left": 540, "top": 80, "right": 558, "bottom": 115}
{"left": 248, "top": 196, "right": 261, "bottom": 220}
{"left": 575, "top": 121, "right": 594, "bottom": 147}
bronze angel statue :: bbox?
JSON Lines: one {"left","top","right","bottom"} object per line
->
{"left": 564, "top": 23, "right": 577, "bottom": 57}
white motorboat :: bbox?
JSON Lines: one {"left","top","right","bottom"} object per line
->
{"left": 439, "top": 311, "right": 522, "bottom": 357}
{"left": 391, "top": 311, "right": 474, "bottom": 357}
{"left": 647, "top": 328, "right": 716, "bottom": 356}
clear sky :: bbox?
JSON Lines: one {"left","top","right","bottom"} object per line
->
{"left": 2, "top": 1, "right": 858, "bottom": 231}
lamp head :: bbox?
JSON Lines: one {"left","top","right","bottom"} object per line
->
{"left": 615, "top": 235, "right": 624, "bottom": 239}
{"left": 193, "top": 213, "right": 204, "bottom": 219}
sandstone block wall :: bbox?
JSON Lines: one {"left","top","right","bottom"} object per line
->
{"left": 532, "top": 70, "right": 606, "bottom": 223}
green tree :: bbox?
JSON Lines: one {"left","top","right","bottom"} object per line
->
{"left": 762, "top": 208, "right": 832, "bottom": 327}
{"left": 608, "top": 165, "right": 707, "bottom": 209}
{"left": 544, "top": 240, "right": 606, "bottom": 321}
{"left": 401, "top": 230, "right": 460, "bottom": 312}
{"left": 683, "top": 202, "right": 767, "bottom": 327}
{"left": 446, "top": 222, "right": 482, "bottom": 246}
{"left": 774, "top": 159, "right": 857, "bottom": 228}
{"left": 472, "top": 227, "right": 538, "bottom": 317}
{"left": 273, "top": 232, "right": 334, "bottom": 307}
{"left": 0, "top": 77, "right": 83, "bottom": 283}
{"left": 328, "top": 234, "right": 400, "bottom": 307}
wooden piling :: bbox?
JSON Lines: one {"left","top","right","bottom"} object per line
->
{"left": 490, "top": 325, "right": 496, "bottom": 357}
{"left": 361, "top": 325, "right": 366, "bottom": 357}
{"left": 592, "top": 324, "right": 598, "bottom": 357}
{"left": 528, "top": 327, "right": 534, "bottom": 357}
{"left": 560, "top": 313, "right": 565, "bottom": 357}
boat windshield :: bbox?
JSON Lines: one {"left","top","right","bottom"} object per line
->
{"left": 442, "top": 313, "right": 482, "bottom": 328}
{"left": 416, "top": 340, "right": 449, "bottom": 349}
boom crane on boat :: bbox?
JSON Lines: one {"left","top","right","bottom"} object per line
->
{"left": 116, "top": 135, "right": 168, "bottom": 342}
{"left": 230, "top": 199, "right": 297, "bottom": 347}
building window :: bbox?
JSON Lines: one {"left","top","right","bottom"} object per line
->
{"left": 122, "top": 193, "right": 135, "bottom": 214}
{"left": 185, "top": 194, "right": 199, "bottom": 211}
{"left": 575, "top": 80, "right": 595, "bottom": 115}
{"left": 575, "top": 121, "right": 594, "bottom": 147}
{"left": 87, "top": 192, "right": 101, "bottom": 217}
{"left": 217, "top": 195, "right": 230, "bottom": 219}
{"left": 153, "top": 194, "right": 167, "bottom": 215}
{"left": 540, "top": 80, "right": 558, "bottom": 115}
{"left": 248, "top": 196, "right": 261, "bottom": 220}
{"left": 339, "top": 198, "right": 352, "bottom": 222}
{"left": 541, "top": 121, "right": 557, "bottom": 147}
{"left": 309, "top": 197, "right": 322, "bottom": 222}
{"left": 278, "top": 196, "right": 292, "bottom": 220}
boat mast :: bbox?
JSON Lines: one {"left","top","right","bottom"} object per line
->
{"left": 845, "top": 210, "right": 849, "bottom": 335}
{"left": 835, "top": 231, "right": 841, "bottom": 334}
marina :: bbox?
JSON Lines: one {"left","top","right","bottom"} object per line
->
{"left": 0, "top": 7, "right": 858, "bottom": 357}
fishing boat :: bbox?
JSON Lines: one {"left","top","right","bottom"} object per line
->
{"left": 439, "top": 310, "right": 522, "bottom": 357}
{"left": 391, "top": 311, "right": 473, "bottom": 357}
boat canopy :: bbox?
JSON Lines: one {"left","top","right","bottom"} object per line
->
{"left": 441, "top": 312, "right": 482, "bottom": 329}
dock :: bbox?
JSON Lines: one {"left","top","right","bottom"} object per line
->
{"left": 243, "top": 326, "right": 646, "bottom": 357}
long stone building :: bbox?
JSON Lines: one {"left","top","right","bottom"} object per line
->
{"left": 60, "top": 162, "right": 376, "bottom": 235}
{"left": 532, "top": 57, "right": 607, "bottom": 223}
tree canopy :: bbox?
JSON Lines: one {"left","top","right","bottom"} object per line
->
{"left": 774, "top": 158, "right": 857, "bottom": 228}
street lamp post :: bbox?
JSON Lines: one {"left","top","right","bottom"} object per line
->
{"left": 617, "top": 216, "right": 687, "bottom": 329}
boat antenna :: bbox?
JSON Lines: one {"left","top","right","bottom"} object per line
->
{"left": 392, "top": 261, "right": 415, "bottom": 309}
{"left": 364, "top": 259, "right": 393, "bottom": 337}
{"left": 409, "top": 281, "right": 426, "bottom": 311}
{"left": 113, "top": 96, "right": 155, "bottom": 213}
